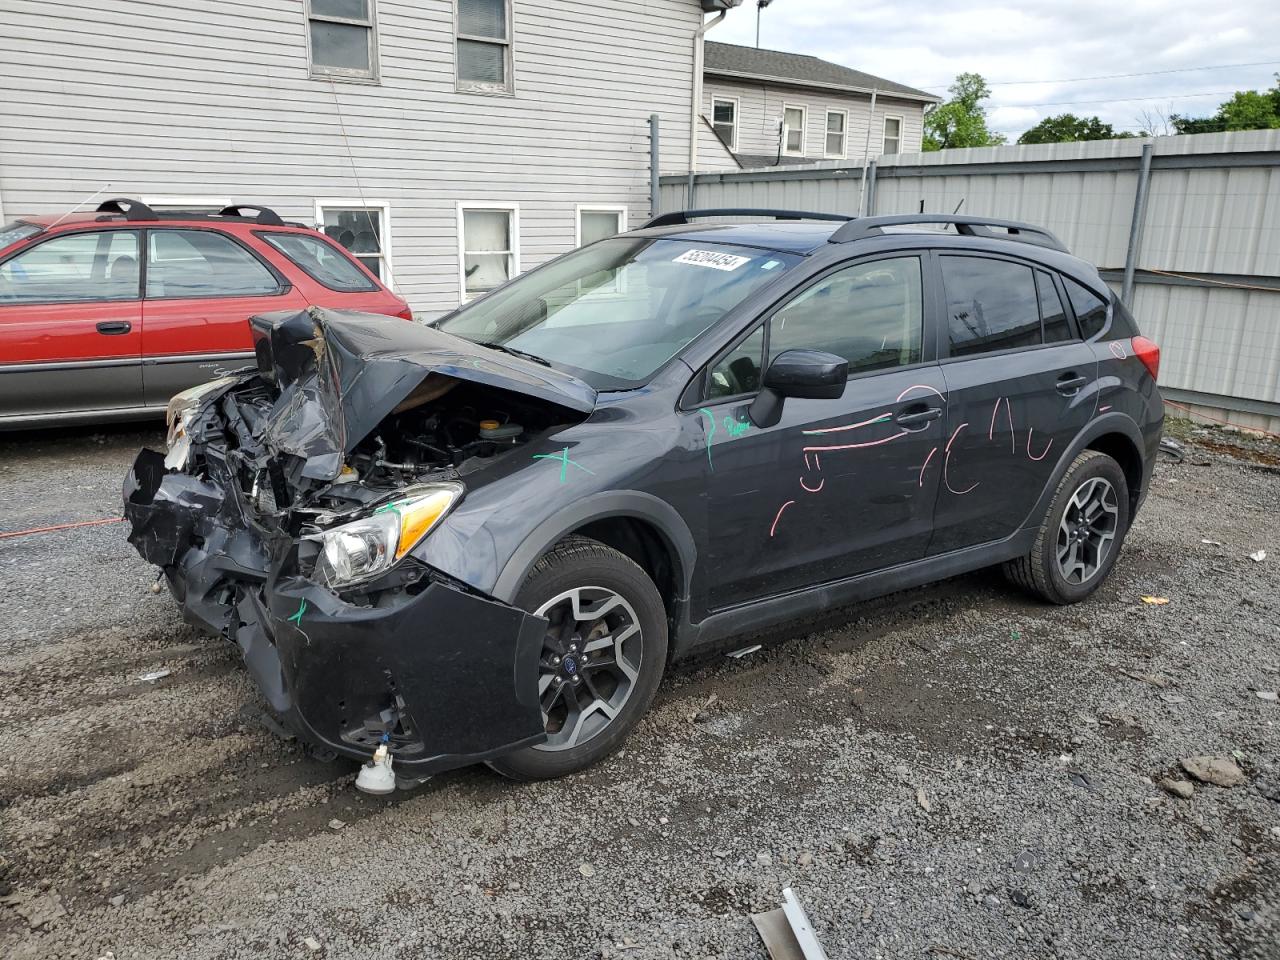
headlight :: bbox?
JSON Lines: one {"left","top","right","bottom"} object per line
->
{"left": 164, "top": 376, "right": 239, "bottom": 469}
{"left": 312, "top": 483, "right": 462, "bottom": 588}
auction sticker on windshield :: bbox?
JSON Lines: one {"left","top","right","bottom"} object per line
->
{"left": 673, "top": 249, "right": 752, "bottom": 271}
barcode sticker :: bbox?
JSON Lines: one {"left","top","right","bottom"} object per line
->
{"left": 673, "top": 249, "right": 752, "bottom": 271}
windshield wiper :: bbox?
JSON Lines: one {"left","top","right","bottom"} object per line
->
{"left": 475, "top": 340, "right": 551, "bottom": 366}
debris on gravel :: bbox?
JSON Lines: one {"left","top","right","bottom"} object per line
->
{"left": 1181, "top": 755, "right": 1248, "bottom": 788}
{"left": 1158, "top": 778, "right": 1195, "bottom": 800}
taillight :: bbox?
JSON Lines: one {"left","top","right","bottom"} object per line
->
{"left": 395, "top": 306, "right": 413, "bottom": 321}
{"left": 1132, "top": 336, "right": 1160, "bottom": 381}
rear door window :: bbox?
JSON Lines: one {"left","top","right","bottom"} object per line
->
{"left": 1036, "top": 270, "right": 1074, "bottom": 343}
{"left": 1064, "top": 277, "right": 1109, "bottom": 339}
{"left": 258, "top": 232, "right": 378, "bottom": 292}
{"left": 941, "top": 256, "right": 1041, "bottom": 357}
{"left": 146, "top": 230, "right": 281, "bottom": 298}
{"left": 0, "top": 230, "right": 140, "bottom": 303}
{"left": 768, "top": 256, "right": 924, "bottom": 373}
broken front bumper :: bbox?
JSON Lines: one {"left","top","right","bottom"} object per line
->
{"left": 124, "top": 449, "right": 547, "bottom": 773}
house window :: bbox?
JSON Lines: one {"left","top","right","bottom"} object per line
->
{"left": 883, "top": 116, "right": 903, "bottom": 155}
{"left": 576, "top": 206, "right": 627, "bottom": 248}
{"left": 824, "top": 110, "right": 847, "bottom": 158}
{"left": 712, "top": 97, "right": 738, "bottom": 151}
{"left": 307, "top": 0, "right": 378, "bottom": 81}
{"left": 783, "top": 105, "right": 806, "bottom": 156}
{"left": 316, "top": 202, "right": 392, "bottom": 283}
{"left": 456, "top": 0, "right": 513, "bottom": 93}
{"left": 458, "top": 203, "right": 519, "bottom": 300}
{"left": 144, "top": 196, "right": 233, "bottom": 215}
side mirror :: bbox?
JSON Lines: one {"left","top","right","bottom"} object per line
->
{"left": 748, "top": 349, "right": 848, "bottom": 428}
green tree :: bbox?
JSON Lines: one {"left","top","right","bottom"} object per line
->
{"left": 923, "top": 73, "right": 1007, "bottom": 151}
{"left": 1017, "top": 113, "right": 1136, "bottom": 145}
{"left": 1172, "top": 76, "right": 1280, "bottom": 134}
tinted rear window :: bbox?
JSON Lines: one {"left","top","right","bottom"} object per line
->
{"left": 0, "top": 221, "right": 42, "bottom": 250}
{"left": 1065, "top": 277, "right": 1109, "bottom": 339}
{"left": 259, "top": 232, "right": 377, "bottom": 292}
{"left": 942, "top": 256, "right": 1041, "bottom": 357}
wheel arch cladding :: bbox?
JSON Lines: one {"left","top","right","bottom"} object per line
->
{"left": 1085, "top": 430, "right": 1143, "bottom": 512}
{"left": 492, "top": 490, "right": 696, "bottom": 611}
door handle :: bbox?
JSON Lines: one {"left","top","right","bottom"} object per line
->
{"left": 95, "top": 321, "right": 132, "bottom": 336}
{"left": 894, "top": 405, "right": 943, "bottom": 428}
{"left": 1056, "top": 373, "right": 1088, "bottom": 395}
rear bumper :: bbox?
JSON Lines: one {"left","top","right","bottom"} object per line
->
{"left": 124, "top": 449, "right": 547, "bottom": 773}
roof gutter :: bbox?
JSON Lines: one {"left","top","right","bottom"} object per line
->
{"left": 703, "top": 67, "right": 941, "bottom": 104}
{"left": 690, "top": 10, "right": 730, "bottom": 176}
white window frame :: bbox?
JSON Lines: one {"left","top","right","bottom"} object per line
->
{"left": 455, "top": 0, "right": 514, "bottom": 95}
{"left": 573, "top": 204, "right": 628, "bottom": 248}
{"left": 314, "top": 199, "right": 394, "bottom": 286}
{"left": 306, "top": 0, "right": 380, "bottom": 83}
{"left": 143, "top": 195, "right": 233, "bottom": 213}
{"left": 457, "top": 201, "right": 520, "bottom": 302}
{"left": 782, "top": 103, "right": 807, "bottom": 157}
{"left": 823, "top": 109, "right": 848, "bottom": 160}
{"left": 883, "top": 115, "right": 904, "bottom": 155}
{"left": 711, "top": 96, "right": 740, "bottom": 152}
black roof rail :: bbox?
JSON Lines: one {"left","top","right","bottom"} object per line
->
{"left": 95, "top": 198, "right": 158, "bottom": 221}
{"left": 218, "top": 204, "right": 287, "bottom": 226}
{"left": 830, "top": 214, "right": 1068, "bottom": 252}
{"left": 642, "top": 208, "right": 856, "bottom": 229}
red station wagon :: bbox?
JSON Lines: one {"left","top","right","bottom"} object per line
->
{"left": 0, "top": 198, "right": 411, "bottom": 427}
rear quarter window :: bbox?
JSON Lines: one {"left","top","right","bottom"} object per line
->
{"left": 1107, "top": 294, "right": 1141, "bottom": 339}
{"left": 258, "top": 232, "right": 378, "bottom": 292}
{"left": 1064, "top": 277, "right": 1109, "bottom": 339}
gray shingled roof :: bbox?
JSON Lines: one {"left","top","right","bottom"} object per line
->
{"left": 704, "top": 41, "right": 939, "bottom": 103}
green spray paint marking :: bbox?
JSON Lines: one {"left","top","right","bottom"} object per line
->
{"left": 532, "top": 447, "right": 595, "bottom": 483}
{"left": 287, "top": 598, "right": 308, "bottom": 626}
{"left": 697, "top": 408, "right": 716, "bottom": 471}
{"left": 722, "top": 414, "right": 751, "bottom": 438}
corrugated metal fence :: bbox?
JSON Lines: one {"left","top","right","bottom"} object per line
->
{"left": 659, "top": 130, "right": 1280, "bottom": 432}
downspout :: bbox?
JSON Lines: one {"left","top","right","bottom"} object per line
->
{"left": 857, "top": 88, "right": 879, "bottom": 216}
{"left": 688, "top": 9, "right": 728, "bottom": 205}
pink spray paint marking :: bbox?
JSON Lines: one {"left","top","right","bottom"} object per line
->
{"left": 943, "top": 423, "right": 979, "bottom": 495}
{"left": 769, "top": 500, "right": 796, "bottom": 538}
{"left": 800, "top": 475, "right": 825, "bottom": 493}
{"left": 896, "top": 384, "right": 946, "bottom": 403}
{"left": 988, "top": 397, "right": 1004, "bottom": 440}
{"left": 804, "top": 431, "right": 909, "bottom": 453}
{"left": 1099, "top": 404, "right": 1112, "bottom": 412}
{"left": 918, "top": 446, "right": 938, "bottom": 487}
{"left": 1109, "top": 341, "right": 1128, "bottom": 360}
{"left": 1005, "top": 400, "right": 1015, "bottom": 453}
{"left": 1027, "top": 428, "right": 1053, "bottom": 461}
{"left": 803, "top": 412, "right": 892, "bottom": 435}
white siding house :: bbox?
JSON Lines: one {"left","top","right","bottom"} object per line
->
{"left": 0, "top": 0, "right": 714, "bottom": 318}
{"left": 699, "top": 42, "right": 938, "bottom": 171}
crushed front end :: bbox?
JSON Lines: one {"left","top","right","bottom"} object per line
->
{"left": 123, "top": 307, "right": 593, "bottom": 773}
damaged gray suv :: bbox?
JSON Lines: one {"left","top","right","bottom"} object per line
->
{"left": 125, "top": 211, "right": 1164, "bottom": 785}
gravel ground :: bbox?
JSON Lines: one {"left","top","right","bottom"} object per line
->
{"left": 1, "top": 420, "right": 1277, "bottom": 960}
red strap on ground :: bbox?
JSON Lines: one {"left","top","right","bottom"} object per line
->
{"left": 1165, "top": 399, "right": 1280, "bottom": 442}
{"left": 0, "top": 517, "right": 124, "bottom": 540}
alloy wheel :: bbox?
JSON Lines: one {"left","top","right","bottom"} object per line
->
{"left": 1056, "top": 476, "right": 1119, "bottom": 584}
{"left": 531, "top": 586, "right": 643, "bottom": 752}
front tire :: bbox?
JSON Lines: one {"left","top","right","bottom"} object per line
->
{"left": 1004, "top": 450, "right": 1130, "bottom": 605}
{"left": 487, "top": 536, "right": 668, "bottom": 781}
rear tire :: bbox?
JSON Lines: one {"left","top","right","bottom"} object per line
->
{"left": 487, "top": 536, "right": 668, "bottom": 781}
{"left": 1004, "top": 450, "right": 1130, "bottom": 605}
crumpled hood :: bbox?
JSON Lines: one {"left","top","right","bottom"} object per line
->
{"left": 249, "top": 307, "right": 597, "bottom": 482}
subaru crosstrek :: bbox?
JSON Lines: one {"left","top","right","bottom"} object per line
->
{"left": 123, "top": 210, "right": 1163, "bottom": 784}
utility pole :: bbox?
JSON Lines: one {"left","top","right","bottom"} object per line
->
{"left": 756, "top": 0, "right": 772, "bottom": 48}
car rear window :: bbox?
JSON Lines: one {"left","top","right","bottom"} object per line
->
{"left": 0, "top": 221, "right": 42, "bottom": 251}
{"left": 258, "top": 232, "right": 378, "bottom": 292}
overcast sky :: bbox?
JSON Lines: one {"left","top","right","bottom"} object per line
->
{"left": 711, "top": 1, "right": 1279, "bottom": 139}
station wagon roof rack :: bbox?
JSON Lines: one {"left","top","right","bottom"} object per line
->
{"left": 642, "top": 208, "right": 856, "bottom": 228}
{"left": 90, "top": 198, "right": 303, "bottom": 228}
{"left": 96, "top": 198, "right": 158, "bottom": 221}
{"left": 829, "top": 214, "right": 1068, "bottom": 252}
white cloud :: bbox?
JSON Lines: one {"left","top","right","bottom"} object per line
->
{"left": 711, "top": 0, "right": 1280, "bottom": 138}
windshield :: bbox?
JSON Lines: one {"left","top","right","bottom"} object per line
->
{"left": 435, "top": 237, "right": 799, "bottom": 389}
{"left": 0, "top": 221, "right": 42, "bottom": 252}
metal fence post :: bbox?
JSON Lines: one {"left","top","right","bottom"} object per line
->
{"left": 1122, "top": 141, "right": 1154, "bottom": 306}
{"left": 865, "top": 160, "right": 878, "bottom": 216}
{"left": 649, "top": 114, "right": 660, "bottom": 218}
